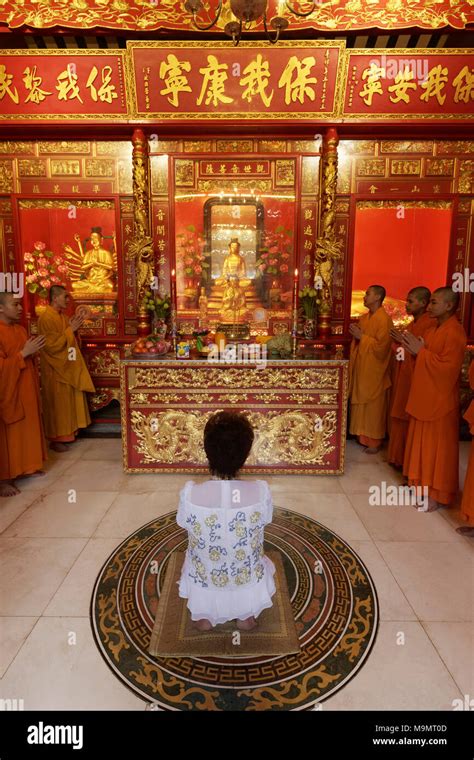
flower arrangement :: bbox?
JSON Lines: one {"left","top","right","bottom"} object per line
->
{"left": 176, "top": 225, "right": 208, "bottom": 283}
{"left": 143, "top": 290, "right": 171, "bottom": 319}
{"left": 24, "top": 241, "right": 68, "bottom": 298}
{"left": 299, "top": 286, "right": 320, "bottom": 319}
{"left": 255, "top": 226, "right": 293, "bottom": 278}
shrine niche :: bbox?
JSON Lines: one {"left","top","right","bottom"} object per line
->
{"left": 171, "top": 155, "right": 298, "bottom": 333}
{"left": 17, "top": 199, "right": 119, "bottom": 319}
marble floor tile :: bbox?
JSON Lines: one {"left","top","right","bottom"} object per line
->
{"left": 93, "top": 491, "right": 178, "bottom": 538}
{"left": 422, "top": 622, "right": 474, "bottom": 697}
{"left": 0, "top": 537, "right": 87, "bottom": 616}
{"left": 3, "top": 491, "right": 118, "bottom": 539}
{"left": 0, "top": 617, "right": 145, "bottom": 710}
{"left": 0, "top": 491, "right": 41, "bottom": 535}
{"left": 349, "top": 540, "right": 417, "bottom": 622}
{"left": 0, "top": 617, "right": 38, "bottom": 678}
{"left": 80, "top": 439, "right": 124, "bottom": 461}
{"left": 349, "top": 492, "right": 465, "bottom": 543}
{"left": 338, "top": 460, "right": 405, "bottom": 495}
{"left": 48, "top": 460, "right": 127, "bottom": 493}
{"left": 273, "top": 491, "right": 372, "bottom": 541}
{"left": 323, "top": 622, "right": 463, "bottom": 711}
{"left": 44, "top": 538, "right": 124, "bottom": 617}
{"left": 378, "top": 541, "right": 474, "bottom": 622}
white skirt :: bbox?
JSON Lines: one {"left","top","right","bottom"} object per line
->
{"left": 178, "top": 555, "right": 276, "bottom": 627}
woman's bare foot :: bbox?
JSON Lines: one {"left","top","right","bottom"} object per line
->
{"left": 194, "top": 619, "right": 213, "bottom": 631}
{"left": 50, "top": 442, "right": 69, "bottom": 453}
{"left": 0, "top": 480, "right": 19, "bottom": 497}
{"left": 237, "top": 616, "right": 258, "bottom": 631}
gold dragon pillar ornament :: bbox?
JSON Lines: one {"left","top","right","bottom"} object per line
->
{"left": 128, "top": 128, "right": 153, "bottom": 336}
{"left": 316, "top": 127, "right": 340, "bottom": 339}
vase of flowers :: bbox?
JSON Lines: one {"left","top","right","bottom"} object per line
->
{"left": 255, "top": 226, "right": 293, "bottom": 306}
{"left": 299, "top": 286, "right": 320, "bottom": 339}
{"left": 143, "top": 290, "right": 171, "bottom": 336}
{"left": 176, "top": 225, "right": 208, "bottom": 305}
{"left": 24, "top": 241, "right": 68, "bottom": 315}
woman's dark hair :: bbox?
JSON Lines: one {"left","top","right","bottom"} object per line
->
{"left": 204, "top": 411, "right": 254, "bottom": 479}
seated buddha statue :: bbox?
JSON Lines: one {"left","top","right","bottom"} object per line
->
{"left": 216, "top": 238, "right": 251, "bottom": 318}
{"left": 64, "top": 228, "right": 116, "bottom": 294}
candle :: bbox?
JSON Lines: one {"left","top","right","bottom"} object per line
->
{"left": 170, "top": 268, "right": 177, "bottom": 352}
{"left": 292, "top": 268, "right": 298, "bottom": 357}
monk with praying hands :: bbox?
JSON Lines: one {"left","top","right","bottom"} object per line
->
{"left": 387, "top": 287, "right": 433, "bottom": 469}
{"left": 402, "top": 287, "right": 467, "bottom": 512}
{"left": 0, "top": 291, "right": 47, "bottom": 497}
{"left": 459, "top": 355, "right": 474, "bottom": 537}
{"left": 349, "top": 285, "right": 394, "bottom": 454}
{"left": 38, "top": 285, "right": 95, "bottom": 452}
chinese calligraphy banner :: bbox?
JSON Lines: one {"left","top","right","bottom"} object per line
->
{"left": 129, "top": 41, "right": 344, "bottom": 119}
{"left": 0, "top": 0, "right": 472, "bottom": 32}
{"left": 343, "top": 50, "right": 474, "bottom": 120}
{"left": 0, "top": 51, "right": 128, "bottom": 120}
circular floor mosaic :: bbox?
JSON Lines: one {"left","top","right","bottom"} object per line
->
{"left": 91, "top": 508, "right": 379, "bottom": 710}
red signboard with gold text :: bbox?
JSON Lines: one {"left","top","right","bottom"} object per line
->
{"left": 129, "top": 41, "right": 344, "bottom": 120}
{"left": 343, "top": 50, "right": 474, "bottom": 120}
{"left": 0, "top": 51, "right": 128, "bottom": 121}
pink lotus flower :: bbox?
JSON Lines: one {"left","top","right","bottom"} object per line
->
{"left": 26, "top": 274, "right": 36, "bottom": 283}
{"left": 38, "top": 268, "right": 49, "bottom": 277}
{"left": 270, "top": 258, "right": 278, "bottom": 265}
{"left": 34, "top": 241, "right": 46, "bottom": 252}
{"left": 40, "top": 279, "right": 51, "bottom": 288}
{"left": 24, "top": 252, "right": 34, "bottom": 262}
{"left": 280, "top": 264, "right": 288, "bottom": 273}
{"left": 185, "top": 257, "right": 193, "bottom": 266}
{"left": 54, "top": 256, "right": 63, "bottom": 265}
{"left": 269, "top": 246, "right": 279, "bottom": 254}
{"left": 58, "top": 264, "right": 68, "bottom": 273}
{"left": 38, "top": 257, "right": 49, "bottom": 267}
{"left": 258, "top": 263, "right": 266, "bottom": 272}
{"left": 194, "top": 265, "right": 202, "bottom": 274}
{"left": 51, "top": 275, "right": 60, "bottom": 283}
{"left": 282, "top": 252, "right": 290, "bottom": 259}
{"left": 261, "top": 252, "right": 268, "bottom": 259}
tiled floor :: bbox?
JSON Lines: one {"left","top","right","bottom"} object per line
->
{"left": 0, "top": 438, "right": 472, "bottom": 711}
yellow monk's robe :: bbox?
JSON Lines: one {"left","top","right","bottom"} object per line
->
{"left": 0, "top": 322, "right": 47, "bottom": 480}
{"left": 349, "top": 306, "right": 394, "bottom": 446}
{"left": 387, "top": 312, "right": 434, "bottom": 467}
{"left": 404, "top": 315, "right": 466, "bottom": 505}
{"left": 460, "top": 360, "right": 474, "bottom": 525}
{"left": 38, "top": 305, "right": 95, "bottom": 441}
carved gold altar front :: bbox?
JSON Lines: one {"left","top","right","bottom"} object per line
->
{"left": 120, "top": 359, "right": 348, "bottom": 474}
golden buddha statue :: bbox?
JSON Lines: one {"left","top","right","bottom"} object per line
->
{"left": 216, "top": 238, "right": 251, "bottom": 318}
{"left": 64, "top": 228, "right": 116, "bottom": 295}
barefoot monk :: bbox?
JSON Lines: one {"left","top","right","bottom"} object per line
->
{"left": 0, "top": 291, "right": 47, "bottom": 497}
{"left": 38, "top": 285, "right": 95, "bottom": 452}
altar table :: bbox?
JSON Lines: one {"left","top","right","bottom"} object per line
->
{"left": 120, "top": 358, "right": 348, "bottom": 474}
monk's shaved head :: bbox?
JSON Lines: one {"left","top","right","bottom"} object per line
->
{"left": 408, "top": 286, "right": 431, "bottom": 306}
{"left": 433, "top": 287, "right": 460, "bottom": 312}
{"left": 0, "top": 290, "right": 14, "bottom": 307}
{"left": 369, "top": 285, "right": 386, "bottom": 304}
{"left": 49, "top": 285, "right": 66, "bottom": 303}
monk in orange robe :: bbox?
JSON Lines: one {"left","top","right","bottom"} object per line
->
{"left": 387, "top": 286, "right": 434, "bottom": 468}
{"left": 458, "top": 359, "right": 474, "bottom": 536}
{"left": 38, "top": 285, "right": 95, "bottom": 452}
{"left": 0, "top": 291, "right": 47, "bottom": 496}
{"left": 349, "top": 285, "right": 394, "bottom": 454}
{"left": 403, "top": 287, "right": 467, "bottom": 511}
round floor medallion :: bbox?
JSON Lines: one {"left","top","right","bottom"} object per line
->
{"left": 91, "top": 508, "right": 378, "bottom": 710}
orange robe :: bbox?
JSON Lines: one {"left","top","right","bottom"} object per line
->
{"left": 38, "top": 305, "right": 95, "bottom": 441}
{"left": 403, "top": 315, "right": 467, "bottom": 505}
{"left": 387, "top": 312, "right": 434, "bottom": 466}
{"left": 349, "top": 306, "right": 394, "bottom": 446}
{"left": 460, "top": 361, "right": 474, "bottom": 524}
{"left": 0, "top": 322, "right": 46, "bottom": 480}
